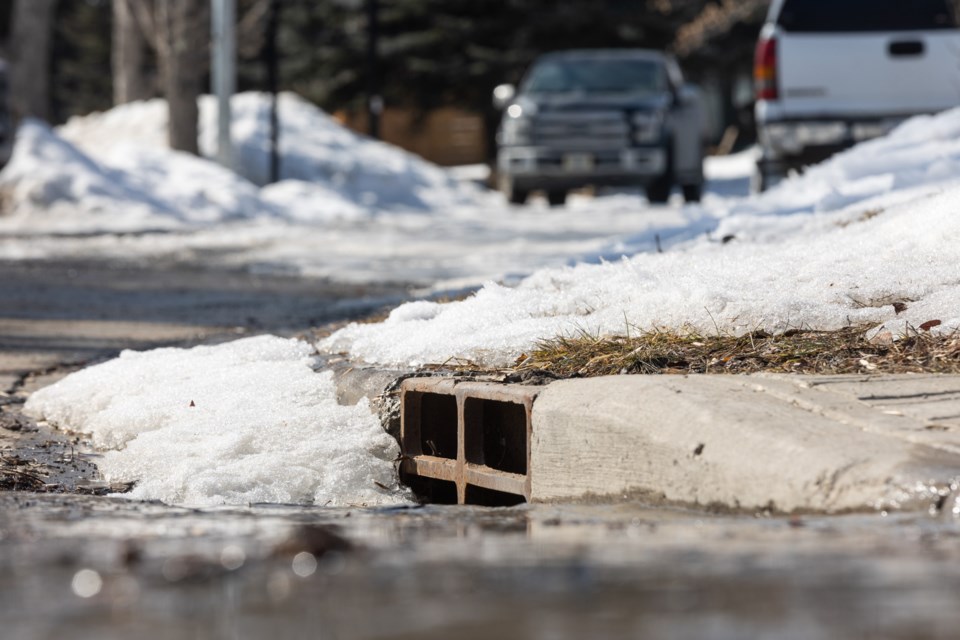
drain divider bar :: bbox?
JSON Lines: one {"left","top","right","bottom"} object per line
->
{"left": 399, "top": 378, "right": 541, "bottom": 505}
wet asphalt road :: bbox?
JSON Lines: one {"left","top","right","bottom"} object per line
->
{"left": 2, "top": 257, "right": 960, "bottom": 639}
{"left": 0, "top": 258, "right": 407, "bottom": 394}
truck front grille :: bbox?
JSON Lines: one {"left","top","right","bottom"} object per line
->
{"left": 532, "top": 112, "right": 630, "bottom": 149}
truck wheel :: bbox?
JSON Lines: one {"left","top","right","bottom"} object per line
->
{"left": 646, "top": 174, "right": 672, "bottom": 204}
{"left": 752, "top": 162, "right": 784, "bottom": 193}
{"left": 681, "top": 183, "right": 702, "bottom": 203}
{"left": 499, "top": 175, "right": 529, "bottom": 205}
{"left": 546, "top": 190, "right": 567, "bottom": 207}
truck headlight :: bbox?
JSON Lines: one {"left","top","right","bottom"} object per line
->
{"left": 632, "top": 110, "right": 664, "bottom": 144}
{"left": 500, "top": 116, "right": 532, "bottom": 146}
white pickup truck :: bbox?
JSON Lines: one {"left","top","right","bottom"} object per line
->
{"left": 754, "top": 0, "right": 960, "bottom": 190}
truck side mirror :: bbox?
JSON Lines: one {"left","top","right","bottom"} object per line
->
{"left": 493, "top": 84, "right": 516, "bottom": 110}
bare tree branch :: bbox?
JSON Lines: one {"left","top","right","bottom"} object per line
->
{"left": 113, "top": 0, "right": 153, "bottom": 103}
{"left": 156, "top": 0, "right": 208, "bottom": 154}
{"left": 237, "top": 0, "right": 272, "bottom": 59}
{"left": 239, "top": 0, "right": 271, "bottom": 36}
{"left": 126, "top": 0, "right": 160, "bottom": 51}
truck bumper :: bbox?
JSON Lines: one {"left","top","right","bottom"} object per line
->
{"left": 498, "top": 146, "right": 667, "bottom": 190}
{"left": 757, "top": 117, "right": 904, "bottom": 171}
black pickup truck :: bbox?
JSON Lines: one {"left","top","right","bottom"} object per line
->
{"left": 494, "top": 49, "right": 705, "bottom": 206}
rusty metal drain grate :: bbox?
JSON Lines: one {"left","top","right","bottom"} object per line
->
{"left": 399, "top": 378, "right": 541, "bottom": 506}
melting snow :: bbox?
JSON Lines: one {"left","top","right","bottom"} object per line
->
{"left": 23, "top": 336, "right": 407, "bottom": 507}
{"left": 322, "top": 107, "right": 960, "bottom": 366}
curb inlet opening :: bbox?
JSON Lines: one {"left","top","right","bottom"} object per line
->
{"left": 402, "top": 475, "right": 458, "bottom": 505}
{"left": 464, "top": 398, "right": 528, "bottom": 475}
{"left": 465, "top": 485, "right": 527, "bottom": 507}
{"left": 408, "top": 391, "right": 458, "bottom": 459}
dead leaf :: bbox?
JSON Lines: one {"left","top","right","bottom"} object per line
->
{"left": 868, "top": 330, "right": 894, "bottom": 346}
{"left": 920, "top": 320, "right": 942, "bottom": 332}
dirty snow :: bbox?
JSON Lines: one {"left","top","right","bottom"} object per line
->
{"left": 8, "top": 93, "right": 960, "bottom": 503}
{"left": 23, "top": 336, "right": 407, "bottom": 507}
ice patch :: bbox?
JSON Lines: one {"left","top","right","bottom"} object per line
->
{"left": 24, "top": 335, "right": 407, "bottom": 507}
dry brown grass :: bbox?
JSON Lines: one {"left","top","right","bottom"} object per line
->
{"left": 513, "top": 326, "right": 960, "bottom": 378}
{"left": 0, "top": 453, "right": 47, "bottom": 491}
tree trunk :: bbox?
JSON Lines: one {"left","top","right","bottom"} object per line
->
{"left": 113, "top": 0, "right": 152, "bottom": 105}
{"left": 9, "top": 0, "right": 58, "bottom": 123}
{"left": 156, "top": 0, "right": 208, "bottom": 154}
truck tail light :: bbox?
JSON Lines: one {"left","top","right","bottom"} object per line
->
{"left": 754, "top": 36, "right": 778, "bottom": 101}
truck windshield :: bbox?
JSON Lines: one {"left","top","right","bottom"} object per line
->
{"left": 777, "top": 0, "right": 958, "bottom": 32}
{"left": 523, "top": 58, "right": 665, "bottom": 95}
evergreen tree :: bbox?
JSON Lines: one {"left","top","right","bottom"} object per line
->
{"left": 273, "top": 0, "right": 708, "bottom": 115}
{"left": 51, "top": 0, "right": 112, "bottom": 123}
{"left": 10, "top": 0, "right": 60, "bottom": 123}
{"left": 43, "top": 0, "right": 717, "bottom": 141}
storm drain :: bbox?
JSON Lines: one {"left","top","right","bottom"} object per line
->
{"left": 399, "top": 378, "right": 541, "bottom": 506}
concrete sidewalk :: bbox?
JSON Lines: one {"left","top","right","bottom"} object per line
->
{"left": 385, "top": 372, "right": 960, "bottom": 514}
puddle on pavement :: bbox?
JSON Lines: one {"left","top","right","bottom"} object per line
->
{"left": 2, "top": 493, "right": 960, "bottom": 639}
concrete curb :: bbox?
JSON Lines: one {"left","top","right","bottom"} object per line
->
{"left": 389, "top": 373, "right": 960, "bottom": 513}
{"left": 531, "top": 375, "right": 960, "bottom": 512}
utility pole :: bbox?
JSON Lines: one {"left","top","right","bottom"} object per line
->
{"left": 265, "top": 0, "right": 281, "bottom": 183}
{"left": 366, "top": 0, "right": 382, "bottom": 139}
{"left": 211, "top": 0, "right": 236, "bottom": 169}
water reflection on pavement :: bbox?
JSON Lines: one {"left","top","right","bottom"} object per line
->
{"left": 2, "top": 493, "right": 959, "bottom": 640}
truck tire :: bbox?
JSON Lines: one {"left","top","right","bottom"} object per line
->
{"left": 547, "top": 190, "right": 567, "bottom": 207}
{"left": 752, "top": 162, "right": 784, "bottom": 193}
{"left": 681, "top": 183, "right": 702, "bottom": 203}
{"left": 646, "top": 173, "right": 673, "bottom": 204}
{"left": 751, "top": 167, "right": 767, "bottom": 193}
{"left": 499, "top": 175, "right": 529, "bottom": 205}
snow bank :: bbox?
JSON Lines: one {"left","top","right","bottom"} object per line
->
{"left": 56, "top": 92, "right": 477, "bottom": 216}
{"left": 323, "top": 109, "right": 960, "bottom": 366}
{"left": 0, "top": 93, "right": 478, "bottom": 234}
{"left": 713, "top": 110, "right": 960, "bottom": 240}
{"left": 260, "top": 180, "right": 369, "bottom": 223}
{"left": 324, "top": 183, "right": 960, "bottom": 366}
{"left": 0, "top": 120, "right": 176, "bottom": 233}
{"left": 24, "top": 336, "right": 407, "bottom": 507}
{"left": 0, "top": 120, "right": 264, "bottom": 233}
{"left": 199, "top": 92, "right": 475, "bottom": 211}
